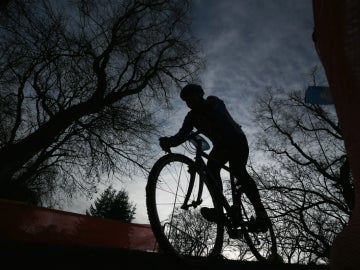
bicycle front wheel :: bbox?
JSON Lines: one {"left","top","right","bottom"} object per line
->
{"left": 146, "top": 153, "right": 224, "bottom": 264}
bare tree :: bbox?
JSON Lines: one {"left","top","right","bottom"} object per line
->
{"left": 165, "top": 209, "right": 219, "bottom": 257}
{"left": 0, "top": 0, "right": 201, "bottom": 205}
{"left": 251, "top": 69, "right": 353, "bottom": 264}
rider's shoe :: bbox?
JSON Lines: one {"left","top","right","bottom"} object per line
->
{"left": 200, "top": 207, "right": 222, "bottom": 223}
{"left": 246, "top": 212, "right": 271, "bottom": 233}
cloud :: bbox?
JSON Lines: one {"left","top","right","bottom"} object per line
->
{"left": 188, "top": 0, "right": 325, "bottom": 141}
{"left": 193, "top": 1, "right": 321, "bottom": 86}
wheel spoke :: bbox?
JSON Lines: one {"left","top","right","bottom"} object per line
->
{"left": 146, "top": 154, "right": 224, "bottom": 263}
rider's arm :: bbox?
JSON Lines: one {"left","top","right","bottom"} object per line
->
{"left": 167, "top": 112, "right": 194, "bottom": 146}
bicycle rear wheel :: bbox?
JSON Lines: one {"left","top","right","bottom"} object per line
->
{"left": 237, "top": 190, "right": 277, "bottom": 262}
{"left": 146, "top": 153, "right": 224, "bottom": 264}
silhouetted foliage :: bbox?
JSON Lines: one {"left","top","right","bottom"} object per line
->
{"left": 0, "top": 0, "right": 11, "bottom": 13}
{"left": 251, "top": 67, "right": 353, "bottom": 264}
{"left": 0, "top": 0, "right": 201, "bottom": 206}
{"left": 164, "top": 206, "right": 262, "bottom": 261}
{"left": 86, "top": 186, "right": 136, "bottom": 222}
{"left": 164, "top": 209, "right": 216, "bottom": 257}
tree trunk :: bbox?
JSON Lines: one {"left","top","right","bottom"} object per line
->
{"left": 0, "top": 100, "right": 101, "bottom": 184}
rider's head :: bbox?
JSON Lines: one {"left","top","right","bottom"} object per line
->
{"left": 180, "top": 84, "right": 205, "bottom": 110}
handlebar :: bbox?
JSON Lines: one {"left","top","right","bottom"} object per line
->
{"left": 188, "top": 131, "right": 210, "bottom": 151}
{"left": 160, "top": 131, "right": 210, "bottom": 154}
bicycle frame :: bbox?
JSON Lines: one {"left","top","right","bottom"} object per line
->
{"left": 147, "top": 132, "right": 278, "bottom": 262}
{"left": 180, "top": 133, "right": 241, "bottom": 228}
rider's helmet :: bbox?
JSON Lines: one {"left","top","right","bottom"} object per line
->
{"left": 180, "top": 84, "right": 204, "bottom": 101}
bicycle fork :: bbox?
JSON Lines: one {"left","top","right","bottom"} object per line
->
{"left": 178, "top": 161, "right": 243, "bottom": 239}
{"left": 180, "top": 164, "right": 203, "bottom": 210}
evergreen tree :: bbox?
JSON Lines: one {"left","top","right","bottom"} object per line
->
{"left": 86, "top": 186, "right": 136, "bottom": 223}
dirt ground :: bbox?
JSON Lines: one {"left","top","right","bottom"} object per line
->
{"left": 1, "top": 242, "right": 329, "bottom": 270}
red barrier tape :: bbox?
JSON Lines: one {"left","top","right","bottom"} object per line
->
{"left": 0, "top": 200, "right": 159, "bottom": 252}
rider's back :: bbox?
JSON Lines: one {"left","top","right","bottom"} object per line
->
{"left": 187, "top": 95, "right": 245, "bottom": 147}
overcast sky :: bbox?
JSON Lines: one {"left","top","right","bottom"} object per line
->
{"left": 65, "top": 0, "right": 327, "bottom": 223}
{"left": 163, "top": 0, "right": 325, "bottom": 139}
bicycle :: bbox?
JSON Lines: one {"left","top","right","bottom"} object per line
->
{"left": 146, "top": 131, "right": 277, "bottom": 264}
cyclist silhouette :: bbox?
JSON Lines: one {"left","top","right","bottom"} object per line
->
{"left": 159, "top": 84, "right": 270, "bottom": 232}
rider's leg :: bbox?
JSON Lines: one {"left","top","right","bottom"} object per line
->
{"left": 229, "top": 136, "right": 267, "bottom": 216}
{"left": 232, "top": 164, "right": 266, "bottom": 215}
{"left": 231, "top": 158, "right": 270, "bottom": 232}
{"left": 200, "top": 148, "right": 227, "bottom": 222}
{"left": 207, "top": 147, "right": 227, "bottom": 192}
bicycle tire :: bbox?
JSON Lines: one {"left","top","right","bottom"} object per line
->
{"left": 146, "top": 153, "right": 224, "bottom": 264}
{"left": 237, "top": 191, "right": 278, "bottom": 262}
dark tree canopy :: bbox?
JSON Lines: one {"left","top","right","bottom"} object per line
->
{"left": 86, "top": 186, "right": 136, "bottom": 222}
{"left": 0, "top": 0, "right": 201, "bottom": 205}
